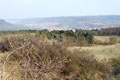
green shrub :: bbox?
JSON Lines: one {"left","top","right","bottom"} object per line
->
{"left": 61, "top": 49, "right": 111, "bottom": 80}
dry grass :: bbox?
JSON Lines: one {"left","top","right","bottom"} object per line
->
{"left": 70, "top": 36, "right": 120, "bottom": 60}
{"left": 94, "top": 36, "right": 120, "bottom": 43}
{"left": 94, "top": 36, "right": 111, "bottom": 42}
{"left": 82, "top": 43, "right": 120, "bottom": 60}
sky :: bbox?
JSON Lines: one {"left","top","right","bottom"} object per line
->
{"left": 0, "top": 0, "right": 120, "bottom": 19}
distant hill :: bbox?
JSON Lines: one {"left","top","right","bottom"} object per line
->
{"left": 0, "top": 19, "right": 27, "bottom": 31}
{"left": 6, "top": 15, "right": 120, "bottom": 30}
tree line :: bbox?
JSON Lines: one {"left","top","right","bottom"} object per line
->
{"left": 90, "top": 27, "right": 120, "bottom": 36}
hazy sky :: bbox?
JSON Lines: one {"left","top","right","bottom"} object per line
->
{"left": 0, "top": 0, "right": 120, "bottom": 19}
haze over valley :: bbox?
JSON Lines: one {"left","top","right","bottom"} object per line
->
{"left": 2, "top": 15, "right": 120, "bottom": 31}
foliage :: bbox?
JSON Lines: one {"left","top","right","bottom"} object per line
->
{"left": 61, "top": 50, "right": 111, "bottom": 80}
{"left": 37, "top": 30, "right": 94, "bottom": 46}
{"left": 0, "top": 35, "right": 113, "bottom": 80}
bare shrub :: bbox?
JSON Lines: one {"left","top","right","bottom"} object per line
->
{"left": 2, "top": 35, "right": 70, "bottom": 80}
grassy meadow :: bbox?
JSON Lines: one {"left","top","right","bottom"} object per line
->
{"left": 82, "top": 43, "right": 120, "bottom": 60}
{"left": 70, "top": 36, "right": 120, "bottom": 60}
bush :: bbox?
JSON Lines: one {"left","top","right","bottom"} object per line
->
{"left": 37, "top": 30, "right": 94, "bottom": 46}
{"left": 61, "top": 50, "right": 111, "bottom": 80}
{"left": 0, "top": 39, "right": 11, "bottom": 52}
{"left": 4, "top": 35, "right": 70, "bottom": 80}
{"left": 109, "top": 57, "right": 120, "bottom": 79}
{"left": 109, "top": 36, "right": 118, "bottom": 44}
{"left": 1, "top": 35, "right": 111, "bottom": 80}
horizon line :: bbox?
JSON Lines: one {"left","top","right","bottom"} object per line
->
{"left": 4, "top": 14, "right": 120, "bottom": 20}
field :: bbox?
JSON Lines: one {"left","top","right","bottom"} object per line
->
{"left": 71, "top": 36, "right": 120, "bottom": 60}
{"left": 82, "top": 43, "right": 120, "bottom": 60}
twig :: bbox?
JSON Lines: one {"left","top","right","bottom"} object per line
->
{"left": 0, "top": 42, "right": 30, "bottom": 80}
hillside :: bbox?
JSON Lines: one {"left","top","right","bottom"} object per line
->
{"left": 7, "top": 15, "right": 120, "bottom": 30}
{"left": 0, "top": 19, "right": 27, "bottom": 31}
